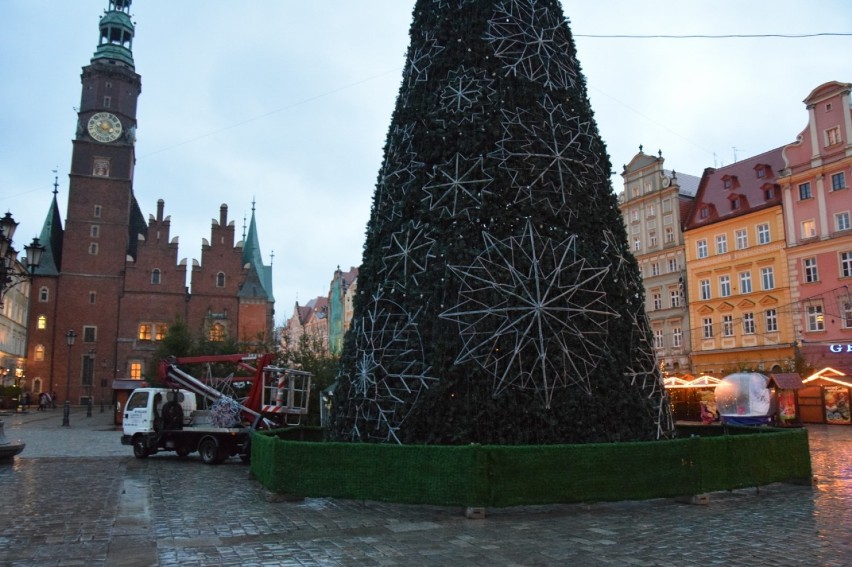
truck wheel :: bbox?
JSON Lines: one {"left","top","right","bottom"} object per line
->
{"left": 199, "top": 437, "right": 221, "bottom": 465}
{"left": 133, "top": 438, "right": 149, "bottom": 459}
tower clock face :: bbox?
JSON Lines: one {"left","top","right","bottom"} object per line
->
{"left": 87, "top": 112, "right": 123, "bottom": 143}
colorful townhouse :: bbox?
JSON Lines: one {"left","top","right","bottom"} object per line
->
{"left": 683, "top": 148, "right": 796, "bottom": 376}
{"left": 779, "top": 81, "right": 852, "bottom": 370}
{"left": 619, "top": 149, "right": 699, "bottom": 375}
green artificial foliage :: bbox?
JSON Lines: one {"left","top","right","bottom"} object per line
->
{"left": 331, "top": 0, "right": 674, "bottom": 444}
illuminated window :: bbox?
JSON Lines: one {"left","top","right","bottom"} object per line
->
{"left": 37, "top": 315, "right": 47, "bottom": 330}
{"left": 155, "top": 324, "right": 168, "bottom": 341}
{"left": 34, "top": 345, "right": 45, "bottom": 361}
{"left": 208, "top": 323, "right": 225, "bottom": 342}
{"left": 129, "top": 362, "right": 143, "bottom": 380}
{"left": 806, "top": 304, "right": 825, "bottom": 332}
{"left": 826, "top": 126, "right": 841, "bottom": 146}
{"left": 138, "top": 324, "right": 152, "bottom": 341}
{"left": 801, "top": 219, "right": 816, "bottom": 239}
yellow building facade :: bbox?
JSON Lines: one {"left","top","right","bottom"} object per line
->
{"left": 684, "top": 149, "right": 796, "bottom": 376}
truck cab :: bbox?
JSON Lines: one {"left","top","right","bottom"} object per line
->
{"left": 122, "top": 388, "right": 196, "bottom": 437}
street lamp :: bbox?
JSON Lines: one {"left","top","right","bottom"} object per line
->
{"left": 0, "top": 211, "right": 44, "bottom": 307}
{"left": 62, "top": 329, "right": 77, "bottom": 427}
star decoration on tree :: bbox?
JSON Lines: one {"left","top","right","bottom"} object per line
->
{"left": 345, "top": 292, "right": 435, "bottom": 443}
{"left": 406, "top": 31, "right": 445, "bottom": 88}
{"left": 438, "top": 65, "right": 496, "bottom": 123}
{"left": 485, "top": 0, "right": 578, "bottom": 90}
{"left": 621, "top": 304, "right": 673, "bottom": 438}
{"left": 440, "top": 220, "right": 616, "bottom": 407}
{"left": 493, "top": 94, "right": 604, "bottom": 216}
{"left": 381, "top": 220, "right": 437, "bottom": 289}
{"left": 375, "top": 122, "right": 423, "bottom": 222}
{"left": 422, "top": 153, "right": 494, "bottom": 219}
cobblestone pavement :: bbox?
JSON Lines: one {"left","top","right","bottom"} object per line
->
{"left": 1, "top": 408, "right": 850, "bottom": 566}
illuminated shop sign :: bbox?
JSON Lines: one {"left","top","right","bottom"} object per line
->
{"left": 829, "top": 344, "right": 852, "bottom": 353}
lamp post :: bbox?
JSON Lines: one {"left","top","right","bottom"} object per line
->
{"left": 0, "top": 211, "right": 44, "bottom": 307}
{"left": 62, "top": 329, "right": 77, "bottom": 427}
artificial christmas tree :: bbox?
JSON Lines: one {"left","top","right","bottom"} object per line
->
{"left": 331, "top": 0, "right": 673, "bottom": 444}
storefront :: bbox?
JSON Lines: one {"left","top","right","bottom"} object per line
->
{"left": 767, "top": 373, "right": 804, "bottom": 426}
{"left": 664, "top": 374, "right": 721, "bottom": 422}
{"left": 799, "top": 367, "right": 852, "bottom": 425}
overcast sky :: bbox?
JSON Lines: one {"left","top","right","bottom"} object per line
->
{"left": 1, "top": 1, "right": 850, "bottom": 326}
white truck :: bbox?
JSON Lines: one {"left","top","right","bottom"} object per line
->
{"left": 120, "top": 355, "right": 312, "bottom": 464}
{"left": 120, "top": 387, "right": 252, "bottom": 464}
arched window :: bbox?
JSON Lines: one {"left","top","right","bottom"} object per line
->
{"left": 208, "top": 323, "right": 225, "bottom": 342}
{"left": 34, "top": 345, "right": 45, "bottom": 361}
{"left": 39, "top": 287, "right": 49, "bottom": 302}
{"left": 151, "top": 269, "right": 161, "bottom": 285}
{"left": 37, "top": 315, "right": 47, "bottom": 330}
{"left": 216, "top": 272, "right": 226, "bottom": 288}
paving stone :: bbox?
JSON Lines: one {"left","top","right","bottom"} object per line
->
{"left": 0, "top": 410, "right": 850, "bottom": 565}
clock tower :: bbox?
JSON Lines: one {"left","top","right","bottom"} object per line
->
{"left": 27, "top": 0, "right": 146, "bottom": 406}
{"left": 25, "top": 0, "right": 276, "bottom": 413}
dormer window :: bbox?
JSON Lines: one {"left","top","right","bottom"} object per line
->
{"left": 699, "top": 207, "right": 709, "bottom": 219}
{"left": 731, "top": 198, "right": 740, "bottom": 210}
{"left": 754, "top": 164, "right": 771, "bottom": 179}
{"left": 721, "top": 175, "right": 738, "bottom": 190}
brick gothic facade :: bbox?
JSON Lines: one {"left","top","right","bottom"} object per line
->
{"left": 24, "top": 1, "right": 274, "bottom": 404}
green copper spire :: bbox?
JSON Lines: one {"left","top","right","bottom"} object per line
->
{"left": 92, "top": 0, "right": 135, "bottom": 68}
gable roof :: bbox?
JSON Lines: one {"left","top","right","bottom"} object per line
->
{"left": 684, "top": 147, "right": 785, "bottom": 230}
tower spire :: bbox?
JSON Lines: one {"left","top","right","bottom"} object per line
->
{"left": 92, "top": 0, "right": 135, "bottom": 68}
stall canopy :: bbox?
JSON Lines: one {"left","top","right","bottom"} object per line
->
{"left": 768, "top": 373, "right": 804, "bottom": 390}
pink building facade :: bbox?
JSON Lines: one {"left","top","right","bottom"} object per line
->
{"left": 780, "top": 81, "right": 852, "bottom": 369}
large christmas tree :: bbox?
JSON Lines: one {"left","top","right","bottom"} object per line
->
{"left": 330, "top": 0, "right": 673, "bottom": 444}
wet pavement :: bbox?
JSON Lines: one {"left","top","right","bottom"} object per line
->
{"left": 1, "top": 407, "right": 850, "bottom": 566}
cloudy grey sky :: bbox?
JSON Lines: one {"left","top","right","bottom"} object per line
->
{"left": 1, "top": 1, "right": 850, "bottom": 325}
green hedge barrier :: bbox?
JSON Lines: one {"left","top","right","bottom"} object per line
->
{"left": 251, "top": 427, "right": 811, "bottom": 507}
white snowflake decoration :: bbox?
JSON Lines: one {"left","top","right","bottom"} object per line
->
{"left": 381, "top": 220, "right": 437, "bottom": 288}
{"left": 406, "top": 31, "right": 445, "bottom": 88}
{"left": 346, "top": 292, "right": 435, "bottom": 443}
{"left": 375, "top": 122, "right": 422, "bottom": 222}
{"left": 485, "top": 0, "right": 578, "bottom": 90}
{"left": 438, "top": 66, "right": 497, "bottom": 123}
{"left": 422, "top": 153, "right": 494, "bottom": 219}
{"left": 440, "top": 220, "right": 616, "bottom": 407}
{"left": 493, "top": 95, "right": 604, "bottom": 217}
